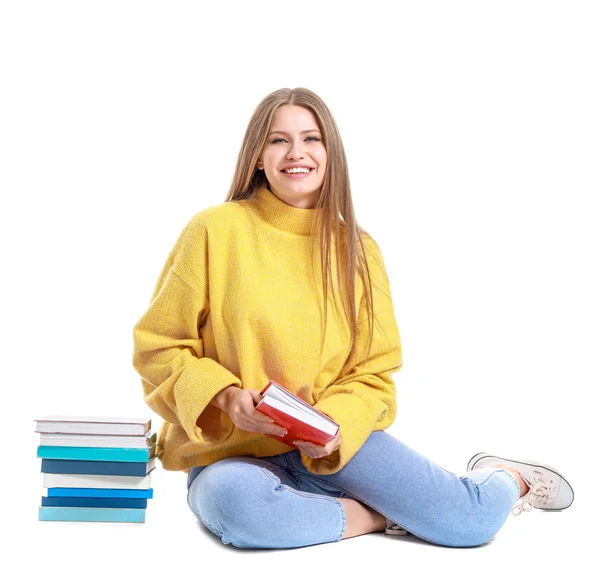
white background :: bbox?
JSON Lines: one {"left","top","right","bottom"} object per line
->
{"left": 1, "top": 1, "right": 597, "bottom": 563}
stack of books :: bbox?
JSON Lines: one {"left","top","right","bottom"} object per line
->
{"left": 35, "top": 415, "right": 157, "bottom": 523}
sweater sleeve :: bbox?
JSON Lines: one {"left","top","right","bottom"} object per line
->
{"left": 132, "top": 215, "right": 242, "bottom": 446}
{"left": 300, "top": 236, "right": 403, "bottom": 475}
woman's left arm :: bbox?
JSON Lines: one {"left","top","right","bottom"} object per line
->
{"left": 297, "top": 236, "right": 403, "bottom": 475}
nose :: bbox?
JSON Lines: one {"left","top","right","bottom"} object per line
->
{"left": 286, "top": 140, "right": 306, "bottom": 160}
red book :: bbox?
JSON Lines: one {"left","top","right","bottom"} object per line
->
{"left": 256, "top": 380, "right": 340, "bottom": 448}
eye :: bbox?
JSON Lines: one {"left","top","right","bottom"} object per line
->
{"left": 271, "top": 136, "right": 321, "bottom": 144}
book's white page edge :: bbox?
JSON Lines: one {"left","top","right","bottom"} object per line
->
{"left": 39, "top": 437, "right": 154, "bottom": 448}
{"left": 265, "top": 387, "right": 312, "bottom": 413}
{"left": 35, "top": 423, "right": 148, "bottom": 434}
{"left": 42, "top": 473, "right": 152, "bottom": 488}
{"left": 39, "top": 432, "right": 156, "bottom": 439}
{"left": 264, "top": 397, "right": 338, "bottom": 436}
{"left": 266, "top": 383, "right": 336, "bottom": 422}
{"left": 35, "top": 416, "right": 150, "bottom": 425}
{"left": 39, "top": 432, "right": 157, "bottom": 447}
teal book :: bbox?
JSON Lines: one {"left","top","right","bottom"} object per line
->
{"left": 39, "top": 506, "right": 146, "bottom": 523}
{"left": 47, "top": 487, "right": 153, "bottom": 498}
{"left": 37, "top": 445, "right": 156, "bottom": 462}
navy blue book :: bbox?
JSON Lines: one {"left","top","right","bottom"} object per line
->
{"left": 41, "top": 457, "right": 156, "bottom": 477}
{"left": 42, "top": 496, "right": 147, "bottom": 509}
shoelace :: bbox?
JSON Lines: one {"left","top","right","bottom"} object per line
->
{"left": 511, "top": 469, "right": 555, "bottom": 516}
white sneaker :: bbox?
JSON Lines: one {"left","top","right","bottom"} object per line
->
{"left": 384, "top": 518, "right": 408, "bottom": 536}
{"left": 466, "top": 452, "right": 574, "bottom": 516}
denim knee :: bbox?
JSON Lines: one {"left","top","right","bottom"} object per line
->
{"left": 435, "top": 470, "right": 518, "bottom": 547}
{"left": 187, "top": 456, "right": 347, "bottom": 549}
{"left": 187, "top": 458, "right": 285, "bottom": 548}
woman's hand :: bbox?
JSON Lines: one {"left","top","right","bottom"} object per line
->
{"left": 219, "top": 387, "right": 288, "bottom": 438}
{"left": 293, "top": 430, "right": 342, "bottom": 459}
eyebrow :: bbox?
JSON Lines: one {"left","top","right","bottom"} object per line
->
{"left": 269, "top": 129, "right": 321, "bottom": 135}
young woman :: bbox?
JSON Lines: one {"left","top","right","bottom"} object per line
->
{"left": 132, "top": 87, "right": 574, "bottom": 549}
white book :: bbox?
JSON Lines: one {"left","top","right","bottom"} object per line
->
{"left": 35, "top": 415, "right": 151, "bottom": 436}
{"left": 42, "top": 473, "right": 152, "bottom": 489}
{"left": 39, "top": 431, "right": 157, "bottom": 448}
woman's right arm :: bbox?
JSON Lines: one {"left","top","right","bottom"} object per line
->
{"left": 133, "top": 215, "right": 285, "bottom": 444}
{"left": 132, "top": 216, "right": 243, "bottom": 445}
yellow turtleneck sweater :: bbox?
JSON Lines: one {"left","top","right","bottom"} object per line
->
{"left": 132, "top": 186, "right": 402, "bottom": 475}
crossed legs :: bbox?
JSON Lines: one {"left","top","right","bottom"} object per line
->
{"left": 338, "top": 465, "right": 530, "bottom": 541}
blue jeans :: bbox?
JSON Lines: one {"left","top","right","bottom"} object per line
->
{"left": 186, "top": 430, "right": 520, "bottom": 549}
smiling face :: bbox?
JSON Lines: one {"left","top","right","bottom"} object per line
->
{"left": 257, "top": 105, "right": 327, "bottom": 209}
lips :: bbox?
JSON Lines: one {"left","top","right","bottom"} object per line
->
{"left": 280, "top": 168, "right": 313, "bottom": 179}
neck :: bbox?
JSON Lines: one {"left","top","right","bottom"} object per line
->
{"left": 246, "top": 185, "right": 321, "bottom": 236}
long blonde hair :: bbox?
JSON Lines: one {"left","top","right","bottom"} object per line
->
{"left": 225, "top": 87, "right": 380, "bottom": 374}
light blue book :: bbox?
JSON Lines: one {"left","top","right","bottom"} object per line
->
{"left": 39, "top": 506, "right": 146, "bottom": 523}
{"left": 37, "top": 445, "right": 155, "bottom": 462}
{"left": 47, "top": 487, "right": 153, "bottom": 498}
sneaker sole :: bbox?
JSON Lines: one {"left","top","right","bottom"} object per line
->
{"left": 466, "top": 452, "right": 575, "bottom": 510}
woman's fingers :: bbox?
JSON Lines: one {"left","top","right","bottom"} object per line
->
{"left": 294, "top": 432, "right": 342, "bottom": 458}
{"left": 227, "top": 390, "right": 286, "bottom": 436}
{"left": 247, "top": 390, "right": 287, "bottom": 436}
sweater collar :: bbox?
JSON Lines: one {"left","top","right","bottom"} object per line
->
{"left": 248, "top": 185, "right": 320, "bottom": 236}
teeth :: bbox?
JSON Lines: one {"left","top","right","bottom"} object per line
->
{"left": 284, "top": 167, "right": 310, "bottom": 174}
